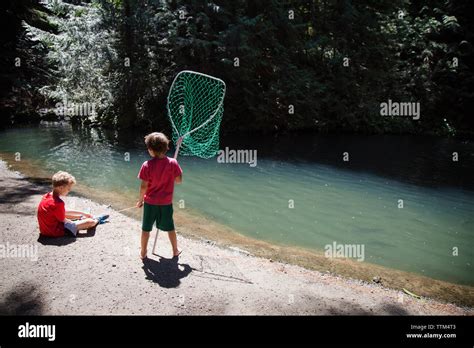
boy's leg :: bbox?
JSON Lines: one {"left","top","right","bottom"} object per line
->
{"left": 141, "top": 203, "right": 157, "bottom": 259}
{"left": 73, "top": 218, "right": 98, "bottom": 231}
{"left": 167, "top": 230, "right": 180, "bottom": 257}
{"left": 64, "top": 218, "right": 97, "bottom": 237}
{"left": 141, "top": 231, "right": 151, "bottom": 259}
{"left": 157, "top": 205, "right": 180, "bottom": 257}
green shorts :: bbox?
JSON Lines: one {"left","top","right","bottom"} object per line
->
{"left": 142, "top": 203, "right": 175, "bottom": 232}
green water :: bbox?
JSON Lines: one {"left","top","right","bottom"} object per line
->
{"left": 1, "top": 123, "right": 473, "bottom": 285}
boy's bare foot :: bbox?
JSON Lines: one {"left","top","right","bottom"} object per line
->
{"left": 173, "top": 249, "right": 182, "bottom": 257}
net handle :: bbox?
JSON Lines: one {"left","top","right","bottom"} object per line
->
{"left": 174, "top": 136, "right": 183, "bottom": 159}
{"left": 167, "top": 70, "right": 226, "bottom": 158}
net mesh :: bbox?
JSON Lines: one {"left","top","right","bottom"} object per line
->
{"left": 167, "top": 71, "right": 226, "bottom": 159}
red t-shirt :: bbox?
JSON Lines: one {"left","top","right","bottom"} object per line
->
{"left": 37, "top": 192, "right": 65, "bottom": 237}
{"left": 138, "top": 157, "right": 183, "bottom": 205}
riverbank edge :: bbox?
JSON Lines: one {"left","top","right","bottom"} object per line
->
{"left": 1, "top": 153, "right": 473, "bottom": 309}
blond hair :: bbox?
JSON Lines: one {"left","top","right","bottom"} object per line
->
{"left": 52, "top": 171, "right": 76, "bottom": 188}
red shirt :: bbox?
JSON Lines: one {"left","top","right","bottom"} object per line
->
{"left": 138, "top": 157, "right": 183, "bottom": 205}
{"left": 37, "top": 192, "right": 65, "bottom": 237}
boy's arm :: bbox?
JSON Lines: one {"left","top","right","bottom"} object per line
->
{"left": 65, "top": 210, "right": 93, "bottom": 219}
{"left": 136, "top": 180, "right": 148, "bottom": 207}
{"left": 55, "top": 202, "right": 71, "bottom": 223}
{"left": 174, "top": 160, "right": 183, "bottom": 184}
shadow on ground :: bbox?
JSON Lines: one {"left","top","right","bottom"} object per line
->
{"left": 0, "top": 177, "right": 50, "bottom": 206}
{"left": 37, "top": 228, "right": 97, "bottom": 246}
{"left": 142, "top": 256, "right": 192, "bottom": 288}
{"left": 326, "top": 300, "right": 410, "bottom": 315}
{"left": 0, "top": 283, "right": 44, "bottom": 315}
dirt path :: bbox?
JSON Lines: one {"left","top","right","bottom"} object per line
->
{"left": 0, "top": 160, "right": 472, "bottom": 315}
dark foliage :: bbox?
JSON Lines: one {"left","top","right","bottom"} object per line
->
{"left": 1, "top": 0, "right": 473, "bottom": 136}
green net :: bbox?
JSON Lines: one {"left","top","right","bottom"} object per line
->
{"left": 167, "top": 70, "right": 226, "bottom": 159}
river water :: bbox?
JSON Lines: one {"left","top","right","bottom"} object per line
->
{"left": 0, "top": 123, "right": 473, "bottom": 285}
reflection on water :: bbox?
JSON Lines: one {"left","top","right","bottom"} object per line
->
{"left": 0, "top": 123, "right": 473, "bottom": 285}
{"left": 224, "top": 132, "right": 474, "bottom": 190}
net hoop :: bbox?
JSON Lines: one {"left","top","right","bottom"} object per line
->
{"left": 167, "top": 70, "right": 226, "bottom": 142}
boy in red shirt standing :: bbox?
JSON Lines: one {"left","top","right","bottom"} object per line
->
{"left": 136, "top": 132, "right": 183, "bottom": 259}
{"left": 37, "top": 171, "right": 108, "bottom": 237}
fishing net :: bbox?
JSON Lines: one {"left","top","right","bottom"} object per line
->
{"left": 167, "top": 70, "right": 226, "bottom": 159}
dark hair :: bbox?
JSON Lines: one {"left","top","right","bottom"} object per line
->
{"left": 144, "top": 132, "right": 169, "bottom": 155}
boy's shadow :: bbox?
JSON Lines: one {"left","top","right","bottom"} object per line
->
{"left": 142, "top": 256, "right": 192, "bottom": 288}
{"left": 37, "top": 228, "right": 97, "bottom": 246}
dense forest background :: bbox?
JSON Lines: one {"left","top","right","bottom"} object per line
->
{"left": 1, "top": 0, "right": 473, "bottom": 136}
